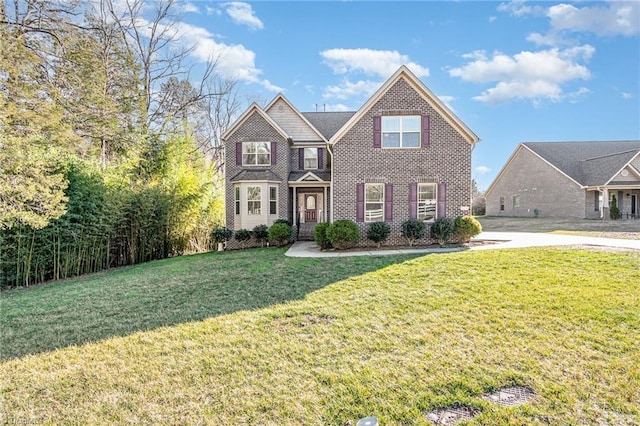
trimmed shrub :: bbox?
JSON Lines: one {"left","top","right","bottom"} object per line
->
{"left": 234, "top": 229, "right": 251, "bottom": 249}
{"left": 430, "top": 217, "right": 456, "bottom": 246}
{"left": 274, "top": 219, "right": 291, "bottom": 226}
{"left": 252, "top": 224, "right": 269, "bottom": 247}
{"left": 610, "top": 194, "right": 621, "bottom": 220}
{"left": 366, "top": 221, "right": 390, "bottom": 248}
{"left": 401, "top": 219, "right": 425, "bottom": 247}
{"left": 211, "top": 226, "right": 233, "bottom": 244}
{"left": 454, "top": 215, "right": 482, "bottom": 243}
{"left": 268, "top": 222, "right": 292, "bottom": 246}
{"left": 326, "top": 219, "right": 360, "bottom": 250}
{"left": 313, "top": 222, "right": 332, "bottom": 250}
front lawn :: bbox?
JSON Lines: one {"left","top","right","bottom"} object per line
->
{"left": 2, "top": 247, "right": 639, "bottom": 424}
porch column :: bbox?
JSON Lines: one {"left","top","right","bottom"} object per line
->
{"left": 293, "top": 186, "right": 297, "bottom": 226}
{"left": 323, "top": 186, "right": 327, "bottom": 222}
{"left": 602, "top": 188, "right": 609, "bottom": 220}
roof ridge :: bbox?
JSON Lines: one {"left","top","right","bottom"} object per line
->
{"left": 581, "top": 149, "right": 640, "bottom": 162}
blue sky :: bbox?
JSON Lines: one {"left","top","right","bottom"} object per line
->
{"left": 171, "top": 1, "right": 639, "bottom": 190}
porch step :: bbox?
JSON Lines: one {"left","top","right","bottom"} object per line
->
{"left": 297, "top": 223, "right": 317, "bottom": 241}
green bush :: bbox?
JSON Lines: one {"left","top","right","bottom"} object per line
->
{"left": 252, "top": 224, "right": 269, "bottom": 247}
{"left": 454, "top": 215, "right": 482, "bottom": 243}
{"left": 366, "top": 221, "right": 390, "bottom": 248}
{"left": 610, "top": 194, "right": 621, "bottom": 220}
{"left": 313, "top": 222, "right": 332, "bottom": 250}
{"left": 211, "top": 226, "right": 233, "bottom": 244}
{"left": 274, "top": 219, "right": 291, "bottom": 226}
{"left": 326, "top": 219, "right": 360, "bottom": 250}
{"left": 234, "top": 229, "right": 251, "bottom": 248}
{"left": 401, "top": 219, "right": 425, "bottom": 246}
{"left": 430, "top": 217, "right": 456, "bottom": 246}
{"left": 268, "top": 222, "right": 292, "bottom": 246}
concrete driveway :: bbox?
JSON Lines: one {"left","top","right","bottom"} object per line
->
{"left": 286, "top": 232, "right": 640, "bottom": 258}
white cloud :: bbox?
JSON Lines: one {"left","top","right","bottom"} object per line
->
{"left": 162, "top": 21, "right": 280, "bottom": 91}
{"left": 320, "top": 48, "right": 429, "bottom": 78}
{"left": 437, "top": 95, "right": 456, "bottom": 112}
{"left": 205, "top": 5, "right": 221, "bottom": 16}
{"left": 547, "top": 2, "right": 640, "bottom": 36}
{"left": 489, "top": 16, "right": 497, "bottom": 23}
{"left": 475, "top": 166, "right": 491, "bottom": 175}
{"left": 497, "top": 0, "right": 543, "bottom": 17}
{"left": 622, "top": 92, "right": 634, "bottom": 100}
{"left": 449, "top": 46, "right": 594, "bottom": 105}
{"left": 325, "top": 103, "right": 353, "bottom": 112}
{"left": 323, "top": 79, "right": 381, "bottom": 100}
{"left": 223, "top": 2, "right": 264, "bottom": 30}
{"left": 179, "top": 2, "right": 199, "bottom": 14}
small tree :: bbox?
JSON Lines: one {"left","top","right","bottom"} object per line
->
{"left": 454, "top": 215, "right": 482, "bottom": 243}
{"left": 430, "top": 217, "right": 456, "bottom": 246}
{"left": 252, "top": 224, "right": 269, "bottom": 247}
{"left": 366, "top": 221, "right": 391, "bottom": 248}
{"left": 234, "top": 229, "right": 251, "bottom": 249}
{"left": 401, "top": 219, "right": 425, "bottom": 247}
{"left": 326, "top": 219, "right": 360, "bottom": 250}
{"left": 610, "top": 194, "right": 621, "bottom": 220}
{"left": 313, "top": 222, "right": 332, "bottom": 250}
{"left": 268, "top": 222, "right": 292, "bottom": 247}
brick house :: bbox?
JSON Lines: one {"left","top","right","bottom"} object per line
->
{"left": 485, "top": 141, "right": 640, "bottom": 219}
{"left": 222, "top": 66, "right": 480, "bottom": 245}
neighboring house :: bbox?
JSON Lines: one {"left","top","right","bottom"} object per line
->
{"left": 485, "top": 141, "right": 640, "bottom": 219}
{"left": 222, "top": 66, "right": 479, "bottom": 245}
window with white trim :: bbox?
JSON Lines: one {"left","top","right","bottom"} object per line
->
{"left": 234, "top": 186, "right": 240, "bottom": 215}
{"left": 242, "top": 142, "right": 270, "bottom": 165}
{"left": 304, "top": 148, "right": 318, "bottom": 170}
{"left": 418, "top": 183, "right": 436, "bottom": 221}
{"left": 382, "top": 116, "right": 420, "bottom": 148}
{"left": 247, "top": 186, "right": 261, "bottom": 215}
{"left": 365, "top": 183, "right": 384, "bottom": 222}
{"left": 269, "top": 186, "right": 277, "bottom": 215}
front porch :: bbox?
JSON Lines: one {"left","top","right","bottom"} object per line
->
{"left": 594, "top": 187, "right": 640, "bottom": 220}
{"left": 289, "top": 171, "right": 331, "bottom": 241}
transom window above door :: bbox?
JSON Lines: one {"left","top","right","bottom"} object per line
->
{"left": 243, "top": 142, "right": 271, "bottom": 165}
{"left": 382, "top": 116, "right": 420, "bottom": 148}
{"left": 304, "top": 148, "right": 318, "bottom": 170}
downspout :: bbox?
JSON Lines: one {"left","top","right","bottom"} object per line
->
{"left": 327, "top": 142, "right": 334, "bottom": 223}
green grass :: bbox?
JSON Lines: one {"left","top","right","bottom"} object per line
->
{"left": 2, "top": 247, "right": 639, "bottom": 425}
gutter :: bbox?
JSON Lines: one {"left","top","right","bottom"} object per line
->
{"left": 327, "top": 142, "right": 334, "bottom": 223}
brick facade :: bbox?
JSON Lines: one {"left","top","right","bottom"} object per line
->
{"left": 486, "top": 147, "right": 587, "bottom": 218}
{"left": 332, "top": 77, "right": 473, "bottom": 245}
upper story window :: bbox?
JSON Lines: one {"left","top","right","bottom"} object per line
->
{"left": 243, "top": 142, "right": 270, "bottom": 166}
{"left": 417, "top": 183, "right": 436, "bottom": 221}
{"left": 304, "top": 148, "right": 318, "bottom": 170}
{"left": 382, "top": 116, "right": 420, "bottom": 148}
{"left": 365, "top": 183, "right": 384, "bottom": 222}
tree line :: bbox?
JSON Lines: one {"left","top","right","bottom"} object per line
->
{"left": 1, "top": 0, "right": 238, "bottom": 288}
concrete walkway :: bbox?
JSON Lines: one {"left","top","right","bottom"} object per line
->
{"left": 285, "top": 231, "right": 640, "bottom": 258}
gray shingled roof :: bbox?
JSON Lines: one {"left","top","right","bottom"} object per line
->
{"left": 229, "top": 169, "right": 282, "bottom": 182}
{"left": 288, "top": 171, "right": 332, "bottom": 182}
{"left": 523, "top": 141, "right": 640, "bottom": 186}
{"left": 302, "top": 112, "right": 356, "bottom": 140}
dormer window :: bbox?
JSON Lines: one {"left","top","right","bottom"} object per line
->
{"left": 382, "top": 116, "right": 420, "bottom": 148}
{"left": 243, "top": 142, "right": 271, "bottom": 166}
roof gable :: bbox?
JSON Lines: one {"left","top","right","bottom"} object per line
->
{"left": 221, "top": 103, "right": 290, "bottom": 141}
{"left": 329, "top": 65, "right": 479, "bottom": 145}
{"left": 524, "top": 141, "right": 640, "bottom": 187}
{"left": 264, "top": 94, "right": 326, "bottom": 142}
